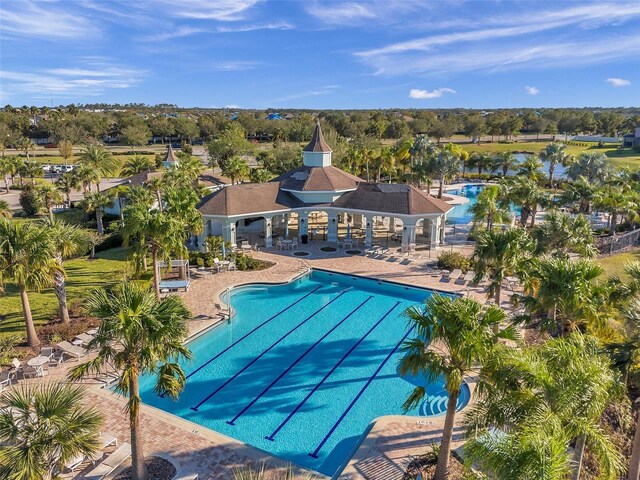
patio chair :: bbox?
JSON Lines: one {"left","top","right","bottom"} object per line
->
{"left": 291, "top": 239, "right": 298, "bottom": 250}
{"left": 228, "top": 261, "right": 237, "bottom": 271}
{"left": 365, "top": 246, "right": 381, "bottom": 256}
{"left": 276, "top": 239, "right": 283, "bottom": 250}
{"left": 57, "top": 341, "right": 88, "bottom": 360}
{"left": 213, "top": 258, "right": 224, "bottom": 273}
{"left": 39, "top": 347, "right": 54, "bottom": 361}
{"left": 74, "top": 333, "right": 95, "bottom": 345}
{"left": 462, "top": 271, "right": 475, "bottom": 284}
{"left": 336, "top": 239, "right": 344, "bottom": 248}
{"left": 0, "top": 371, "right": 11, "bottom": 392}
{"left": 64, "top": 453, "right": 85, "bottom": 474}
{"left": 23, "top": 364, "right": 47, "bottom": 379}
{"left": 84, "top": 443, "right": 131, "bottom": 480}
{"left": 449, "top": 269, "right": 463, "bottom": 283}
{"left": 9, "top": 358, "right": 23, "bottom": 377}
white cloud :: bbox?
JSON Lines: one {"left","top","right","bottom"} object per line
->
{"left": 0, "top": 1, "right": 96, "bottom": 40}
{"left": 145, "top": 0, "right": 259, "bottom": 21}
{"left": 409, "top": 88, "right": 455, "bottom": 99}
{"left": 355, "top": 3, "right": 640, "bottom": 76}
{"left": 209, "top": 61, "right": 261, "bottom": 71}
{"left": 216, "top": 22, "right": 294, "bottom": 32}
{"left": 606, "top": 77, "right": 631, "bottom": 87}
{"left": 272, "top": 85, "right": 340, "bottom": 104}
{"left": 2, "top": 59, "right": 146, "bottom": 98}
{"left": 525, "top": 86, "right": 539, "bottom": 95}
{"left": 305, "top": 0, "right": 425, "bottom": 26}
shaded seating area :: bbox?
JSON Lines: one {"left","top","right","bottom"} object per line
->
{"left": 158, "top": 260, "right": 191, "bottom": 292}
{"left": 84, "top": 442, "right": 131, "bottom": 480}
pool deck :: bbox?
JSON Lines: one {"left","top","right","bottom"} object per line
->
{"left": 17, "top": 244, "right": 503, "bottom": 480}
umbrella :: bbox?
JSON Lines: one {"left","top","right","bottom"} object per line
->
{"left": 284, "top": 219, "right": 289, "bottom": 239}
{"left": 346, "top": 224, "right": 351, "bottom": 239}
{"left": 222, "top": 242, "right": 226, "bottom": 259}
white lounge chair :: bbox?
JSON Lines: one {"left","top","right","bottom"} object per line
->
{"left": 84, "top": 443, "right": 131, "bottom": 480}
{"left": 463, "top": 271, "right": 475, "bottom": 284}
{"left": 365, "top": 246, "right": 380, "bottom": 256}
{"left": 450, "top": 269, "right": 463, "bottom": 283}
{"left": 74, "top": 333, "right": 95, "bottom": 345}
{"left": 174, "top": 472, "right": 199, "bottom": 480}
{"left": 65, "top": 453, "right": 85, "bottom": 473}
{"left": 57, "top": 341, "right": 88, "bottom": 360}
{"left": 0, "top": 371, "right": 11, "bottom": 392}
{"left": 213, "top": 257, "right": 224, "bottom": 273}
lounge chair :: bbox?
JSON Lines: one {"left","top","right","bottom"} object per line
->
{"left": 74, "top": 333, "right": 95, "bottom": 345}
{"left": 84, "top": 443, "right": 131, "bottom": 480}
{"left": 57, "top": 341, "right": 88, "bottom": 360}
{"left": 213, "top": 257, "right": 224, "bottom": 273}
{"left": 365, "top": 246, "right": 381, "bottom": 256}
{"left": 0, "top": 371, "right": 11, "bottom": 392}
{"left": 462, "top": 271, "right": 475, "bottom": 284}
{"left": 450, "top": 269, "right": 463, "bottom": 283}
{"left": 64, "top": 453, "right": 85, "bottom": 473}
{"left": 174, "top": 472, "right": 199, "bottom": 480}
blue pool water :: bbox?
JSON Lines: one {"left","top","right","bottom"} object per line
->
{"left": 138, "top": 270, "right": 470, "bottom": 478}
{"left": 446, "top": 184, "right": 521, "bottom": 224}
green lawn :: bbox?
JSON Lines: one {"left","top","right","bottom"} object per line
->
{"left": 463, "top": 142, "right": 640, "bottom": 169}
{"left": 0, "top": 247, "right": 132, "bottom": 342}
{"left": 596, "top": 248, "right": 640, "bottom": 281}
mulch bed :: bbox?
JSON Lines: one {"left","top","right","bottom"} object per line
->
{"left": 113, "top": 456, "right": 176, "bottom": 480}
{"left": 293, "top": 251, "right": 310, "bottom": 256}
{"left": 320, "top": 246, "right": 337, "bottom": 252}
{"left": 345, "top": 250, "right": 362, "bottom": 255}
{"left": 404, "top": 453, "right": 477, "bottom": 480}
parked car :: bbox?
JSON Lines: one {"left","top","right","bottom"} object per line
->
{"left": 52, "top": 164, "right": 74, "bottom": 174}
{"left": 42, "top": 164, "right": 52, "bottom": 172}
{"left": 45, "top": 143, "right": 58, "bottom": 148}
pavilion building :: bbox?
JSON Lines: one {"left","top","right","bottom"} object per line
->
{"left": 196, "top": 121, "right": 452, "bottom": 250}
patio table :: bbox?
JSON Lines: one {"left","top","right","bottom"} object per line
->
{"left": 27, "top": 356, "right": 49, "bottom": 377}
{"left": 281, "top": 239, "right": 293, "bottom": 250}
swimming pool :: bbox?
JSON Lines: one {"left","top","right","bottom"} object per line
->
{"left": 138, "top": 270, "right": 470, "bottom": 478}
{"left": 446, "top": 184, "right": 520, "bottom": 224}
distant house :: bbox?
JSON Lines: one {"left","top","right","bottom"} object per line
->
{"left": 622, "top": 126, "right": 640, "bottom": 148}
{"left": 266, "top": 112, "right": 282, "bottom": 120}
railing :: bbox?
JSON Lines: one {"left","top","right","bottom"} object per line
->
{"left": 595, "top": 227, "right": 640, "bottom": 254}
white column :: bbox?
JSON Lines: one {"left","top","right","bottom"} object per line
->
{"left": 429, "top": 219, "right": 439, "bottom": 249}
{"left": 402, "top": 220, "right": 417, "bottom": 250}
{"left": 264, "top": 216, "right": 273, "bottom": 248}
{"left": 222, "top": 220, "right": 237, "bottom": 247}
{"left": 327, "top": 212, "right": 339, "bottom": 242}
{"left": 439, "top": 215, "right": 446, "bottom": 245}
{"left": 353, "top": 213, "right": 364, "bottom": 229}
{"left": 364, "top": 215, "right": 373, "bottom": 247}
{"left": 388, "top": 217, "right": 396, "bottom": 233}
{"left": 298, "top": 212, "right": 309, "bottom": 239}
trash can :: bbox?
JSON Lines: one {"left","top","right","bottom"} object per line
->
{"left": 301, "top": 234, "right": 309, "bottom": 244}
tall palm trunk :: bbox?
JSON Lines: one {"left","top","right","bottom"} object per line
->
{"left": 438, "top": 178, "right": 444, "bottom": 198}
{"left": 548, "top": 164, "right": 555, "bottom": 189}
{"left": 155, "top": 190, "right": 163, "bottom": 212}
{"left": 610, "top": 211, "right": 618, "bottom": 237}
{"left": 4, "top": 176, "right": 8, "bottom": 193}
{"left": 570, "top": 434, "right": 587, "bottom": 480}
{"left": 47, "top": 205, "right": 54, "bottom": 222}
{"left": 19, "top": 285, "right": 40, "bottom": 347}
{"left": 629, "top": 413, "right": 640, "bottom": 480}
{"left": 152, "top": 248, "right": 160, "bottom": 300}
{"left": 54, "top": 253, "right": 70, "bottom": 323}
{"left": 96, "top": 210, "right": 104, "bottom": 235}
{"left": 129, "top": 374, "right": 147, "bottom": 480}
{"left": 434, "top": 389, "right": 460, "bottom": 480}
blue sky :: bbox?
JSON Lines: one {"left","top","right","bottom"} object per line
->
{"left": 1, "top": 0, "right": 639, "bottom": 109}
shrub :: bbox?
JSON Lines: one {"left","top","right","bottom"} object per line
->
{"left": 19, "top": 185, "right": 43, "bottom": 215}
{"left": 204, "top": 255, "right": 214, "bottom": 268}
{"left": 93, "top": 233, "right": 123, "bottom": 253}
{"left": 633, "top": 145, "right": 640, "bottom": 153}
{"left": 437, "top": 251, "right": 471, "bottom": 272}
{"left": 196, "top": 257, "right": 204, "bottom": 268}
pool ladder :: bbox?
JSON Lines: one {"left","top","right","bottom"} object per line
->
{"left": 297, "top": 258, "right": 311, "bottom": 273}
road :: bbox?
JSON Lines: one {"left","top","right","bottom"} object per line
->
{"left": 1, "top": 176, "right": 124, "bottom": 211}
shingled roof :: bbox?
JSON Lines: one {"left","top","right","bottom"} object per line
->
{"left": 117, "top": 170, "right": 164, "bottom": 188}
{"left": 197, "top": 182, "right": 305, "bottom": 216}
{"left": 331, "top": 183, "right": 452, "bottom": 216}
{"left": 273, "top": 165, "right": 361, "bottom": 192}
{"left": 303, "top": 120, "right": 332, "bottom": 152}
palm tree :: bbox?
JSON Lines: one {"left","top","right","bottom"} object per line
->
{"left": 146, "top": 177, "right": 164, "bottom": 212}
{"left": 532, "top": 210, "right": 597, "bottom": 258}
{"left": 400, "top": 295, "right": 517, "bottom": 480}
{"left": 16, "top": 137, "right": 35, "bottom": 162}
{"left": 121, "top": 204, "right": 187, "bottom": 299}
{"left": 468, "top": 152, "right": 495, "bottom": 177}
{"left": 121, "top": 154, "right": 154, "bottom": 177}
{"left": 0, "top": 155, "right": 16, "bottom": 193}
{"left": 82, "top": 191, "right": 113, "bottom": 235}
{"left": 518, "top": 257, "right": 607, "bottom": 336}
{"left": 473, "top": 227, "right": 533, "bottom": 309}
{"left": 560, "top": 176, "right": 597, "bottom": 214}
{"left": 595, "top": 184, "right": 635, "bottom": 236}
{"left": 40, "top": 217, "right": 89, "bottom": 323}
{"left": 36, "top": 183, "right": 63, "bottom": 221}
{"left": 222, "top": 155, "right": 250, "bottom": 185}
{"left": 56, "top": 172, "right": 80, "bottom": 208}
{"left": 539, "top": 142, "right": 572, "bottom": 188}
{"left": 69, "top": 282, "right": 191, "bottom": 480}
{"left": 507, "top": 176, "right": 547, "bottom": 227}
{"left": 0, "top": 382, "right": 103, "bottom": 480}
{"left": 433, "top": 147, "right": 461, "bottom": 198}
{"left": 517, "top": 155, "right": 545, "bottom": 182}
{"left": 464, "top": 334, "right": 622, "bottom": 480}
{"left": 567, "top": 152, "right": 614, "bottom": 184}
{"left": 0, "top": 219, "right": 59, "bottom": 346}
{"left": 468, "top": 185, "right": 512, "bottom": 229}
{"left": 79, "top": 144, "right": 120, "bottom": 191}
{"left": 0, "top": 199, "right": 10, "bottom": 218}
{"left": 73, "top": 163, "right": 99, "bottom": 194}
{"left": 495, "top": 152, "right": 519, "bottom": 177}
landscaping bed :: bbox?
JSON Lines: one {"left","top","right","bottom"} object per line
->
{"left": 113, "top": 456, "right": 176, "bottom": 480}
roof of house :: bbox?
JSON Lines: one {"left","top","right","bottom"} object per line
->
{"left": 197, "top": 182, "right": 305, "bottom": 216}
{"left": 198, "top": 173, "right": 233, "bottom": 187}
{"left": 163, "top": 144, "right": 179, "bottom": 163}
{"left": 273, "top": 165, "right": 361, "bottom": 192}
{"left": 332, "top": 183, "right": 452, "bottom": 216}
{"left": 118, "top": 170, "right": 164, "bottom": 188}
{"left": 303, "top": 121, "right": 332, "bottom": 153}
